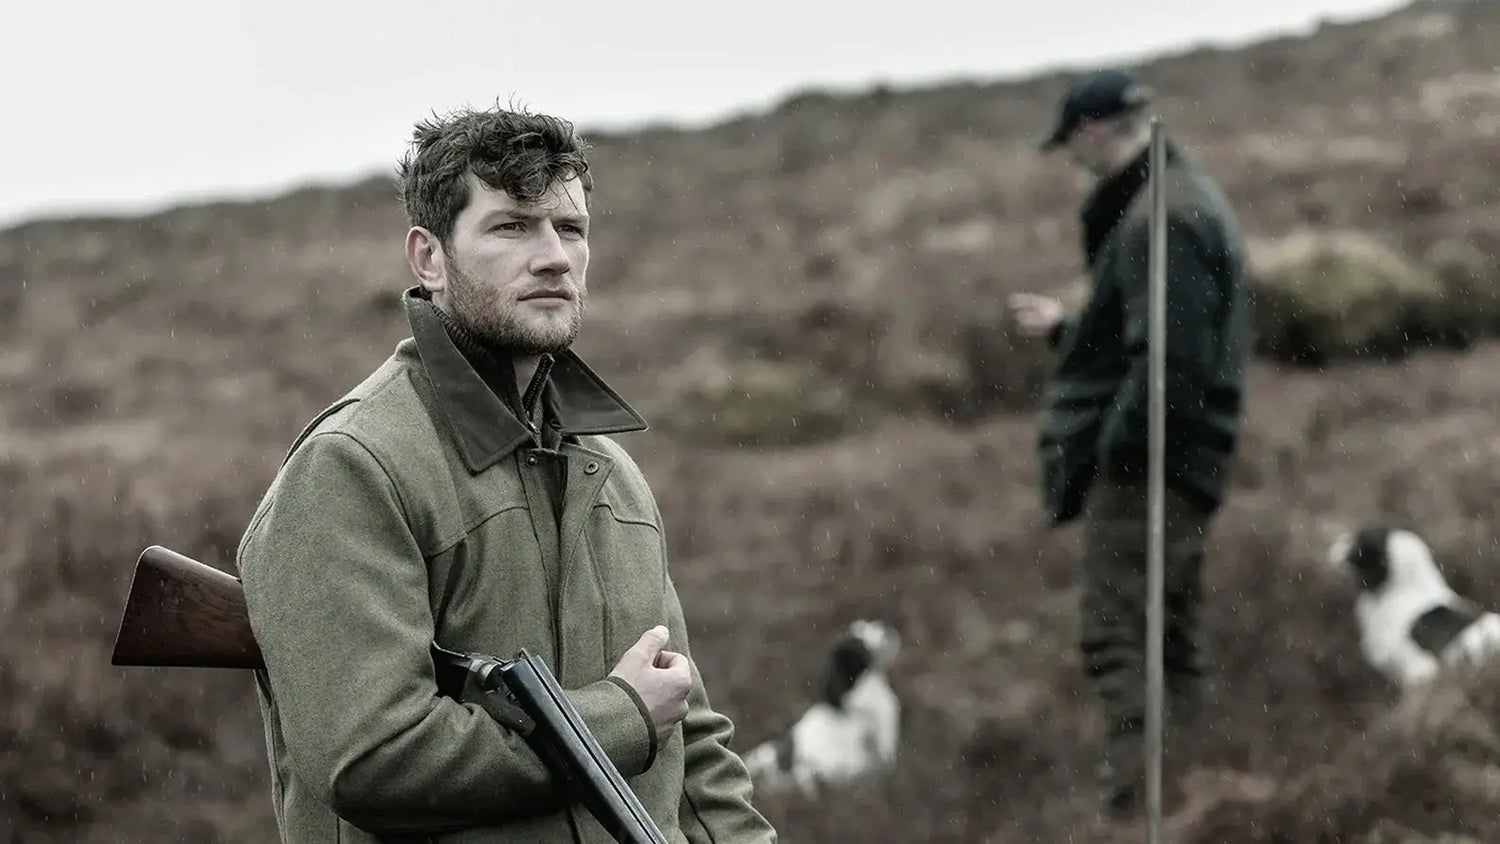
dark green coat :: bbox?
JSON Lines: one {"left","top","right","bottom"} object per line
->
{"left": 238, "top": 287, "right": 777, "bottom": 843}
{"left": 1038, "top": 141, "right": 1250, "bottom": 525}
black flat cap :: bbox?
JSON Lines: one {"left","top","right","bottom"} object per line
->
{"left": 1040, "top": 68, "right": 1155, "bottom": 150}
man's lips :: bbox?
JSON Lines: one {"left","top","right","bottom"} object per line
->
{"left": 519, "top": 289, "right": 574, "bottom": 302}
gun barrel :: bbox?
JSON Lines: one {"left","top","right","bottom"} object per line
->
{"left": 502, "top": 651, "right": 670, "bottom": 844}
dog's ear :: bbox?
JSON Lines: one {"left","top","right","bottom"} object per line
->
{"left": 1348, "top": 525, "right": 1393, "bottom": 591}
{"left": 822, "top": 637, "right": 872, "bottom": 707}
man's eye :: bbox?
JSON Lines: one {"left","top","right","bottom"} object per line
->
{"left": 492, "top": 222, "right": 523, "bottom": 233}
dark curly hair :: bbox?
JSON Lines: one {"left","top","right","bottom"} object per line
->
{"left": 396, "top": 102, "right": 594, "bottom": 246}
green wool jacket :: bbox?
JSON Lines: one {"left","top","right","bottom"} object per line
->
{"left": 237, "top": 287, "right": 777, "bottom": 843}
{"left": 1038, "top": 141, "right": 1251, "bottom": 525}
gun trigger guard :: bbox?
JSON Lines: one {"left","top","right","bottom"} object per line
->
{"left": 482, "top": 691, "right": 537, "bottom": 736}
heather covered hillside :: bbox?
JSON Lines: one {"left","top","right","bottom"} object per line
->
{"left": 7, "top": 1, "right": 1500, "bottom": 841}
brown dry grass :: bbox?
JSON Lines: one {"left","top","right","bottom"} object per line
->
{"left": 8, "top": 1, "right": 1500, "bottom": 841}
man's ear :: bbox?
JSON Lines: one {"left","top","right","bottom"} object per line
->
{"left": 405, "top": 227, "right": 446, "bottom": 294}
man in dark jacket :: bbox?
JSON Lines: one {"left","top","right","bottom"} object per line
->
{"left": 1009, "top": 69, "right": 1250, "bottom": 817}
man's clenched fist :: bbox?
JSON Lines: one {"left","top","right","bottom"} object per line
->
{"left": 610, "top": 625, "right": 691, "bottom": 742}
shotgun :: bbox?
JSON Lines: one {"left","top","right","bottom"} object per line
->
{"left": 111, "top": 545, "right": 668, "bottom": 844}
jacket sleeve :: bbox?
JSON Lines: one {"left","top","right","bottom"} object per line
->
{"left": 661, "top": 579, "right": 779, "bottom": 843}
{"left": 238, "top": 430, "right": 655, "bottom": 836}
{"left": 1096, "top": 211, "right": 1225, "bottom": 468}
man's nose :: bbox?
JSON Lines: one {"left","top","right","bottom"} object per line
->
{"left": 529, "top": 225, "right": 571, "bottom": 275}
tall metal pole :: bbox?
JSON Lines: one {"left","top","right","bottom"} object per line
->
{"left": 1144, "top": 117, "right": 1169, "bottom": 844}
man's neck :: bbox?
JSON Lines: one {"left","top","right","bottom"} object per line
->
{"left": 1097, "top": 133, "right": 1152, "bottom": 180}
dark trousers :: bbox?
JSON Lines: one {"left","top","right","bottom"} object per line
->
{"left": 1078, "top": 480, "right": 1212, "bottom": 770}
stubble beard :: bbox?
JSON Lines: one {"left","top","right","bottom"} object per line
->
{"left": 446, "top": 263, "right": 585, "bottom": 356}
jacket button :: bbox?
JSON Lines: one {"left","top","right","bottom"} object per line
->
{"left": 525, "top": 454, "right": 539, "bottom": 467}
{"left": 584, "top": 461, "right": 599, "bottom": 474}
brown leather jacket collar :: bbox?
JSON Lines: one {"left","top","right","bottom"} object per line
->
{"left": 401, "top": 286, "right": 648, "bottom": 473}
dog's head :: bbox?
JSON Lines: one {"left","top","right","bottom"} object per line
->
{"left": 821, "top": 619, "right": 901, "bottom": 708}
{"left": 1327, "top": 522, "right": 1434, "bottom": 593}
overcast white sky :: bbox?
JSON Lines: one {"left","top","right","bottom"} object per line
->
{"left": 1, "top": 0, "right": 1405, "bottom": 228}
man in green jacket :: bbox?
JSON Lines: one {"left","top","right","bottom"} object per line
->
{"left": 237, "top": 105, "right": 778, "bottom": 843}
{"left": 1009, "top": 69, "right": 1251, "bottom": 817}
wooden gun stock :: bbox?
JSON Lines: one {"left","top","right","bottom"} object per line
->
{"left": 111, "top": 545, "right": 264, "bottom": 669}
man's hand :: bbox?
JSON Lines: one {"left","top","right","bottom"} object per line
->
{"left": 1008, "top": 292, "right": 1066, "bottom": 339}
{"left": 610, "top": 626, "right": 691, "bottom": 741}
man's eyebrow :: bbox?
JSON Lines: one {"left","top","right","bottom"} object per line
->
{"left": 484, "top": 209, "right": 590, "bottom": 223}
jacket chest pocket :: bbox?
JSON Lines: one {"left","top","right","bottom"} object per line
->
{"left": 582, "top": 492, "right": 669, "bottom": 657}
{"left": 428, "top": 508, "right": 557, "bottom": 657}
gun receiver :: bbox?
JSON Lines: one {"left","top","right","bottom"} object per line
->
{"left": 110, "top": 545, "right": 667, "bottom": 844}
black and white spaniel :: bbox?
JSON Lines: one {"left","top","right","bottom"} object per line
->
{"left": 741, "top": 619, "right": 902, "bottom": 797}
{"left": 1326, "top": 523, "right": 1500, "bottom": 690}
